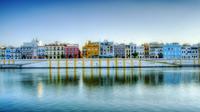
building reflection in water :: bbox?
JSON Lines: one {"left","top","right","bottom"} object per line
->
{"left": 45, "top": 68, "right": 200, "bottom": 87}
{"left": 47, "top": 68, "right": 79, "bottom": 86}
{"left": 37, "top": 81, "right": 43, "bottom": 98}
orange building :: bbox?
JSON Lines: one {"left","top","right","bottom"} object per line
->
{"left": 82, "top": 41, "right": 99, "bottom": 58}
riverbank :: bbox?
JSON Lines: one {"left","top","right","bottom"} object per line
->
{"left": 0, "top": 58, "right": 200, "bottom": 69}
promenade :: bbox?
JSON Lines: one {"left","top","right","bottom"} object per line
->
{"left": 0, "top": 58, "right": 200, "bottom": 68}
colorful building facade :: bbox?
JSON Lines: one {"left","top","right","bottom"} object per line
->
{"left": 65, "top": 44, "right": 80, "bottom": 58}
{"left": 143, "top": 43, "right": 150, "bottom": 58}
{"left": 5, "top": 47, "right": 21, "bottom": 59}
{"left": 82, "top": 41, "right": 99, "bottom": 58}
{"left": 163, "top": 43, "right": 181, "bottom": 59}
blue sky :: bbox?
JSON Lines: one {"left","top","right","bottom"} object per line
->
{"left": 1, "top": 0, "right": 200, "bottom": 46}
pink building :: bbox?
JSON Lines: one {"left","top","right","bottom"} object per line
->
{"left": 64, "top": 44, "right": 80, "bottom": 58}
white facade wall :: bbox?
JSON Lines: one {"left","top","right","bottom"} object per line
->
{"left": 136, "top": 46, "right": 145, "bottom": 58}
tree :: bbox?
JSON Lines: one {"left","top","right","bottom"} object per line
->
{"left": 132, "top": 52, "right": 138, "bottom": 58}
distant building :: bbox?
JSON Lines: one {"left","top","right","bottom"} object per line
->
{"left": 82, "top": 41, "right": 99, "bottom": 58}
{"left": 143, "top": 43, "right": 150, "bottom": 58}
{"left": 114, "top": 43, "right": 125, "bottom": 58}
{"left": 37, "top": 46, "right": 47, "bottom": 59}
{"left": 5, "top": 47, "right": 21, "bottom": 59}
{"left": 0, "top": 47, "right": 5, "bottom": 59}
{"left": 198, "top": 43, "right": 200, "bottom": 59}
{"left": 65, "top": 44, "right": 80, "bottom": 58}
{"left": 45, "top": 41, "right": 66, "bottom": 59}
{"left": 136, "top": 45, "right": 145, "bottom": 58}
{"left": 181, "top": 44, "right": 199, "bottom": 59}
{"left": 149, "top": 42, "right": 164, "bottom": 58}
{"left": 163, "top": 43, "right": 181, "bottom": 59}
{"left": 125, "top": 43, "right": 136, "bottom": 58}
{"left": 21, "top": 39, "right": 41, "bottom": 59}
{"left": 99, "top": 40, "right": 114, "bottom": 58}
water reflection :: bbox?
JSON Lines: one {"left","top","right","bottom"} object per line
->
{"left": 44, "top": 68, "right": 200, "bottom": 87}
{"left": 1, "top": 68, "right": 200, "bottom": 112}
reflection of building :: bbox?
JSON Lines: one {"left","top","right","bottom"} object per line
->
{"left": 181, "top": 44, "right": 199, "bottom": 59}
{"left": 114, "top": 43, "right": 125, "bottom": 58}
{"left": 21, "top": 39, "right": 41, "bottom": 59}
{"left": 82, "top": 41, "right": 99, "bottom": 58}
{"left": 125, "top": 43, "right": 136, "bottom": 58}
{"left": 47, "top": 69, "right": 79, "bottom": 85}
{"left": 99, "top": 40, "right": 114, "bottom": 58}
{"left": 136, "top": 46, "right": 145, "bottom": 58}
{"left": 149, "top": 42, "right": 163, "bottom": 58}
{"left": 163, "top": 43, "right": 181, "bottom": 59}
{"left": 45, "top": 41, "right": 66, "bottom": 59}
{"left": 65, "top": 44, "right": 80, "bottom": 58}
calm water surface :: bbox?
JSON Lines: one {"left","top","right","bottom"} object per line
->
{"left": 1, "top": 68, "right": 200, "bottom": 112}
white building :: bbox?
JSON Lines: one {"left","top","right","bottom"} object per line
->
{"left": 45, "top": 41, "right": 66, "bottom": 59}
{"left": 99, "top": 40, "right": 114, "bottom": 58}
{"left": 136, "top": 45, "right": 145, "bottom": 58}
{"left": 125, "top": 43, "right": 136, "bottom": 58}
{"left": 21, "top": 39, "right": 41, "bottom": 59}
{"left": 149, "top": 42, "right": 163, "bottom": 58}
{"left": 181, "top": 44, "right": 199, "bottom": 59}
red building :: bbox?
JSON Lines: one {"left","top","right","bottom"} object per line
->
{"left": 64, "top": 44, "right": 80, "bottom": 58}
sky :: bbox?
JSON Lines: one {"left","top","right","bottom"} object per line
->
{"left": 1, "top": 0, "right": 200, "bottom": 47}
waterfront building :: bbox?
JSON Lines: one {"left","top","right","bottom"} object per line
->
{"left": 45, "top": 41, "right": 66, "bottom": 59}
{"left": 149, "top": 42, "right": 164, "bottom": 58}
{"left": 136, "top": 45, "right": 145, "bottom": 58}
{"left": 163, "top": 43, "right": 181, "bottom": 59}
{"left": 37, "top": 46, "right": 47, "bottom": 59}
{"left": 114, "top": 43, "right": 125, "bottom": 58}
{"left": 82, "top": 41, "right": 99, "bottom": 58}
{"left": 5, "top": 47, "right": 21, "bottom": 59}
{"left": 143, "top": 43, "right": 150, "bottom": 58}
{"left": 181, "top": 44, "right": 199, "bottom": 59}
{"left": 14, "top": 48, "right": 22, "bottom": 59}
{"left": 0, "top": 47, "right": 5, "bottom": 59}
{"left": 125, "top": 43, "right": 137, "bottom": 58}
{"left": 198, "top": 44, "right": 200, "bottom": 59}
{"left": 21, "top": 39, "right": 41, "bottom": 59}
{"left": 99, "top": 40, "right": 114, "bottom": 58}
{"left": 65, "top": 44, "right": 80, "bottom": 58}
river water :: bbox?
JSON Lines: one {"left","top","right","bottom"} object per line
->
{"left": 0, "top": 68, "right": 200, "bottom": 112}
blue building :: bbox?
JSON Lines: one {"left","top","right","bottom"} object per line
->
{"left": 163, "top": 43, "right": 181, "bottom": 59}
{"left": 5, "top": 47, "right": 22, "bottom": 59}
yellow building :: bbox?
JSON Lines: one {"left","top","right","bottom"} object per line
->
{"left": 82, "top": 41, "right": 99, "bottom": 58}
